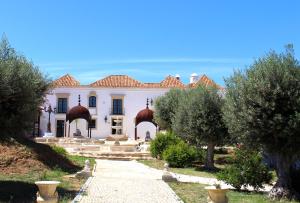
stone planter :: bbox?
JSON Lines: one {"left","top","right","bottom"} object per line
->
{"left": 204, "top": 186, "right": 228, "bottom": 203}
{"left": 35, "top": 181, "right": 60, "bottom": 203}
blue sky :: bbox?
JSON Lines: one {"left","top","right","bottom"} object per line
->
{"left": 0, "top": 0, "right": 299, "bottom": 86}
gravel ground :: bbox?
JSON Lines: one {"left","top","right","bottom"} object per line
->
{"left": 80, "top": 159, "right": 183, "bottom": 203}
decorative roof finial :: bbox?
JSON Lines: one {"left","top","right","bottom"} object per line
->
{"left": 78, "top": 95, "right": 81, "bottom": 106}
{"left": 146, "top": 98, "right": 149, "bottom": 109}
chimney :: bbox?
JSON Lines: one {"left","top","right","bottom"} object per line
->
{"left": 175, "top": 74, "right": 180, "bottom": 80}
{"left": 190, "top": 73, "right": 198, "bottom": 84}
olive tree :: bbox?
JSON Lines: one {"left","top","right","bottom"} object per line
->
{"left": 173, "top": 85, "right": 227, "bottom": 169}
{"left": 154, "top": 88, "right": 185, "bottom": 130}
{"left": 0, "top": 35, "right": 50, "bottom": 138}
{"left": 223, "top": 45, "right": 300, "bottom": 199}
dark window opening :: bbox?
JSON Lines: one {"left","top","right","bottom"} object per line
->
{"left": 89, "top": 96, "right": 96, "bottom": 107}
{"left": 112, "top": 99, "right": 123, "bottom": 115}
{"left": 57, "top": 98, "right": 68, "bottom": 113}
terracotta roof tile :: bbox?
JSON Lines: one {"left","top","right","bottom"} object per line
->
{"left": 90, "top": 75, "right": 143, "bottom": 87}
{"left": 53, "top": 73, "right": 223, "bottom": 89}
{"left": 53, "top": 74, "right": 80, "bottom": 87}
{"left": 160, "top": 76, "right": 185, "bottom": 88}
{"left": 143, "top": 83, "right": 162, "bottom": 88}
{"left": 190, "top": 74, "right": 222, "bottom": 89}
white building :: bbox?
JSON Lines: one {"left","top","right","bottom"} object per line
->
{"left": 39, "top": 73, "right": 220, "bottom": 140}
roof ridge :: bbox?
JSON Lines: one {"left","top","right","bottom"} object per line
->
{"left": 53, "top": 74, "right": 80, "bottom": 87}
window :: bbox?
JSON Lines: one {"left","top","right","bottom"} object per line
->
{"left": 57, "top": 98, "right": 68, "bottom": 113}
{"left": 89, "top": 96, "right": 96, "bottom": 107}
{"left": 112, "top": 99, "right": 123, "bottom": 115}
{"left": 88, "top": 119, "right": 96, "bottom": 129}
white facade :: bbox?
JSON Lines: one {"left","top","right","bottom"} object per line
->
{"left": 38, "top": 73, "right": 220, "bottom": 140}
{"left": 40, "top": 87, "right": 169, "bottom": 140}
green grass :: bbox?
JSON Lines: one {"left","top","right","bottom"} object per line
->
{"left": 168, "top": 182, "right": 299, "bottom": 203}
{"left": 138, "top": 159, "right": 217, "bottom": 178}
{"left": 0, "top": 154, "right": 95, "bottom": 202}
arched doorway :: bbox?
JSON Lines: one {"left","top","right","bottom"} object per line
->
{"left": 66, "top": 95, "right": 92, "bottom": 138}
{"left": 134, "top": 99, "right": 158, "bottom": 140}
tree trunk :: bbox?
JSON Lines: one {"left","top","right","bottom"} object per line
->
{"left": 205, "top": 142, "right": 215, "bottom": 170}
{"left": 269, "top": 153, "right": 298, "bottom": 200}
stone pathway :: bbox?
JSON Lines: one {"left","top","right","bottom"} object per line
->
{"left": 79, "top": 160, "right": 183, "bottom": 203}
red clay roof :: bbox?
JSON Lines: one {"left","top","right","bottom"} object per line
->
{"left": 160, "top": 76, "right": 185, "bottom": 88}
{"left": 90, "top": 75, "right": 143, "bottom": 87}
{"left": 90, "top": 75, "right": 185, "bottom": 88}
{"left": 143, "top": 83, "right": 162, "bottom": 88}
{"left": 189, "top": 74, "right": 222, "bottom": 89}
{"left": 53, "top": 73, "right": 221, "bottom": 89}
{"left": 52, "top": 74, "right": 80, "bottom": 87}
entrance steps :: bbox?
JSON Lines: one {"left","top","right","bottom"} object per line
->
{"left": 69, "top": 151, "right": 153, "bottom": 161}
{"left": 35, "top": 137, "right": 152, "bottom": 160}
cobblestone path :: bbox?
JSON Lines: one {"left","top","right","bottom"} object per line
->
{"left": 80, "top": 160, "right": 183, "bottom": 203}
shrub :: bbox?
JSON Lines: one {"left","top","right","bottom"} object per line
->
{"left": 51, "top": 145, "right": 68, "bottom": 157}
{"left": 194, "top": 148, "right": 206, "bottom": 164}
{"left": 150, "top": 131, "right": 181, "bottom": 159}
{"left": 162, "top": 141, "right": 197, "bottom": 168}
{"left": 217, "top": 147, "right": 272, "bottom": 190}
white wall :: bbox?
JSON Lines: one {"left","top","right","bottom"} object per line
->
{"left": 136, "top": 122, "right": 157, "bottom": 140}
{"left": 40, "top": 87, "right": 169, "bottom": 139}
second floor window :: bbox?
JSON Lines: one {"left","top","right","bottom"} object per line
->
{"left": 89, "top": 96, "right": 96, "bottom": 107}
{"left": 57, "top": 98, "right": 68, "bottom": 113}
{"left": 112, "top": 99, "right": 123, "bottom": 115}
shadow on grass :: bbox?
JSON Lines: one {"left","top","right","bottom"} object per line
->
{"left": 0, "top": 180, "right": 37, "bottom": 203}
{"left": 230, "top": 187, "right": 267, "bottom": 195}
{"left": 0, "top": 181, "right": 78, "bottom": 203}
{"left": 57, "top": 187, "right": 79, "bottom": 202}
{"left": 195, "top": 165, "right": 222, "bottom": 174}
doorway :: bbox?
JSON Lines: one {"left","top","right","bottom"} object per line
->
{"left": 56, "top": 120, "right": 65, "bottom": 137}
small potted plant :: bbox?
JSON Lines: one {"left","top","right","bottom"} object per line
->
{"left": 204, "top": 181, "right": 229, "bottom": 203}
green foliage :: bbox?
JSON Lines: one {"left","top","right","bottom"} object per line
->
{"left": 223, "top": 45, "right": 300, "bottom": 157}
{"left": 150, "top": 131, "right": 181, "bottom": 158}
{"left": 172, "top": 85, "right": 228, "bottom": 169}
{"left": 51, "top": 145, "right": 68, "bottom": 157}
{"left": 0, "top": 35, "right": 50, "bottom": 138}
{"left": 194, "top": 148, "right": 206, "bottom": 163}
{"left": 217, "top": 148, "right": 272, "bottom": 190}
{"left": 162, "top": 140, "right": 197, "bottom": 168}
{"left": 173, "top": 85, "right": 227, "bottom": 145}
{"left": 154, "top": 89, "right": 185, "bottom": 130}
{"left": 222, "top": 45, "right": 300, "bottom": 198}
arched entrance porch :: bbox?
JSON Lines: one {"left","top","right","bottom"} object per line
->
{"left": 134, "top": 99, "right": 158, "bottom": 140}
{"left": 65, "top": 95, "right": 92, "bottom": 138}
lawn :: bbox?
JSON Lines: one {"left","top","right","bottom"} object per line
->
{"left": 0, "top": 154, "right": 95, "bottom": 202}
{"left": 168, "top": 182, "right": 298, "bottom": 203}
{"left": 0, "top": 139, "right": 95, "bottom": 203}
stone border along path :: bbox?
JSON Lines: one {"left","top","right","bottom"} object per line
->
{"left": 79, "top": 159, "right": 184, "bottom": 203}
{"left": 138, "top": 160, "right": 273, "bottom": 193}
